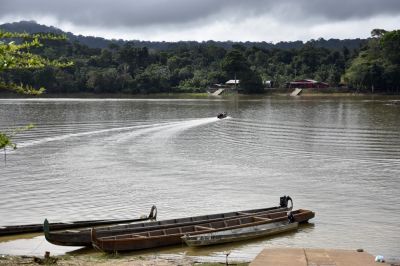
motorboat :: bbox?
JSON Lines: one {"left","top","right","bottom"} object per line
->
{"left": 217, "top": 112, "right": 228, "bottom": 119}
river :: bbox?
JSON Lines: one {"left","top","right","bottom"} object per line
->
{"left": 0, "top": 95, "right": 399, "bottom": 261}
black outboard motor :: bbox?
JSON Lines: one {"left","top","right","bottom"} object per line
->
{"left": 280, "top": 195, "right": 293, "bottom": 210}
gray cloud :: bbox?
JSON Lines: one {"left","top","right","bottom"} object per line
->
{"left": 1, "top": 0, "right": 229, "bottom": 27}
{"left": 1, "top": 0, "right": 400, "bottom": 28}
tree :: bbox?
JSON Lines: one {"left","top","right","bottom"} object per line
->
{"left": 221, "top": 50, "right": 249, "bottom": 88}
{"left": 240, "top": 69, "right": 264, "bottom": 93}
{"left": 0, "top": 132, "right": 16, "bottom": 164}
{"left": 371, "top": 29, "right": 387, "bottom": 38}
{"left": 135, "top": 64, "right": 171, "bottom": 93}
{"left": 0, "top": 30, "right": 72, "bottom": 161}
{"left": 381, "top": 30, "right": 400, "bottom": 64}
{"left": 344, "top": 29, "right": 400, "bottom": 93}
{"left": 0, "top": 31, "right": 72, "bottom": 94}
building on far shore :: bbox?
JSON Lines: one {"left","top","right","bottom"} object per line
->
{"left": 288, "top": 79, "right": 329, "bottom": 88}
{"left": 207, "top": 79, "right": 240, "bottom": 94}
{"left": 225, "top": 79, "right": 240, "bottom": 88}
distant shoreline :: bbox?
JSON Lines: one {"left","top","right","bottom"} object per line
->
{"left": 1, "top": 88, "right": 400, "bottom": 99}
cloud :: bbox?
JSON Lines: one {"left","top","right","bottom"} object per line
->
{"left": 1, "top": 0, "right": 400, "bottom": 41}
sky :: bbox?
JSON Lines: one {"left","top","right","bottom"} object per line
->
{"left": 1, "top": 0, "right": 400, "bottom": 42}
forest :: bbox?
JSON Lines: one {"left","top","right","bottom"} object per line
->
{"left": 0, "top": 24, "right": 399, "bottom": 95}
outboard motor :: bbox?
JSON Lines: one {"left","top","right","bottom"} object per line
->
{"left": 280, "top": 195, "right": 293, "bottom": 210}
{"left": 148, "top": 205, "right": 157, "bottom": 220}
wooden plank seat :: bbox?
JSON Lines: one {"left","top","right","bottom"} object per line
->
{"left": 194, "top": 225, "right": 214, "bottom": 231}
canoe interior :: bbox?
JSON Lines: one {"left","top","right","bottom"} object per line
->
{"left": 97, "top": 209, "right": 312, "bottom": 242}
{"left": 92, "top": 209, "right": 314, "bottom": 252}
{"left": 45, "top": 196, "right": 294, "bottom": 247}
{"left": 45, "top": 206, "right": 289, "bottom": 246}
{"left": 87, "top": 205, "right": 288, "bottom": 232}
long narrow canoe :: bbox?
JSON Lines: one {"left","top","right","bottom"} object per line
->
{"left": 92, "top": 208, "right": 314, "bottom": 252}
{"left": 0, "top": 205, "right": 157, "bottom": 236}
{"left": 44, "top": 196, "right": 293, "bottom": 246}
{"left": 182, "top": 220, "right": 298, "bottom": 247}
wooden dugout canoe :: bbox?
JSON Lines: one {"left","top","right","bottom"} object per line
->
{"left": 44, "top": 196, "right": 293, "bottom": 247}
{"left": 92, "top": 208, "right": 314, "bottom": 252}
{"left": 0, "top": 205, "right": 157, "bottom": 237}
{"left": 181, "top": 220, "right": 299, "bottom": 247}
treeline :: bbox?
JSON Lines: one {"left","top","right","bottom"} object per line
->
{"left": 0, "top": 21, "right": 366, "bottom": 50}
{"left": 0, "top": 27, "right": 399, "bottom": 94}
{"left": 0, "top": 39, "right": 351, "bottom": 94}
{"left": 344, "top": 29, "right": 400, "bottom": 93}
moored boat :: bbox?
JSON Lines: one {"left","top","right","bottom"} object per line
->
{"left": 92, "top": 208, "right": 314, "bottom": 252}
{"left": 0, "top": 205, "right": 157, "bottom": 237}
{"left": 44, "top": 196, "right": 293, "bottom": 246}
{"left": 182, "top": 220, "right": 298, "bottom": 247}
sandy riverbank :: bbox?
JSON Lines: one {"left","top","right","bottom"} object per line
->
{"left": 0, "top": 254, "right": 249, "bottom": 266}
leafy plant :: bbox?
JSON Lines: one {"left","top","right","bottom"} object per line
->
{"left": 0, "top": 124, "right": 34, "bottom": 164}
{"left": 0, "top": 30, "right": 72, "bottom": 162}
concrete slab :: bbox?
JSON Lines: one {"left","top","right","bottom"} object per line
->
{"left": 212, "top": 88, "right": 225, "bottom": 95}
{"left": 250, "top": 248, "right": 307, "bottom": 266}
{"left": 290, "top": 88, "right": 302, "bottom": 96}
{"left": 250, "top": 248, "right": 390, "bottom": 266}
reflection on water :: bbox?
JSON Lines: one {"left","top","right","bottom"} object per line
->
{"left": 0, "top": 96, "right": 399, "bottom": 261}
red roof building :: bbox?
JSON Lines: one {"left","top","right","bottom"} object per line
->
{"left": 289, "top": 79, "right": 329, "bottom": 88}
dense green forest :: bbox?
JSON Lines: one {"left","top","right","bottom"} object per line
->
{"left": 0, "top": 21, "right": 399, "bottom": 94}
{"left": 344, "top": 29, "right": 400, "bottom": 93}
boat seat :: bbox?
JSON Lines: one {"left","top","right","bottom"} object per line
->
{"left": 253, "top": 217, "right": 271, "bottom": 222}
{"left": 116, "top": 234, "right": 145, "bottom": 239}
{"left": 65, "top": 230, "right": 80, "bottom": 233}
{"left": 238, "top": 212, "right": 251, "bottom": 215}
{"left": 194, "top": 225, "right": 214, "bottom": 231}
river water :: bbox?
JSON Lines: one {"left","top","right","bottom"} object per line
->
{"left": 0, "top": 95, "right": 399, "bottom": 261}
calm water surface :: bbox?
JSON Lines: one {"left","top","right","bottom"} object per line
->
{"left": 0, "top": 95, "right": 399, "bottom": 261}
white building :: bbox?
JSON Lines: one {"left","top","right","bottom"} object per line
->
{"left": 225, "top": 80, "right": 240, "bottom": 86}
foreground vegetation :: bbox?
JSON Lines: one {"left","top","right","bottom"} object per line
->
{"left": 1, "top": 28, "right": 399, "bottom": 96}
{"left": 0, "top": 31, "right": 71, "bottom": 157}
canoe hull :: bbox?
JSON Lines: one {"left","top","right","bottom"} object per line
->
{"left": 182, "top": 221, "right": 299, "bottom": 247}
{"left": 94, "top": 234, "right": 183, "bottom": 251}
{"left": 45, "top": 197, "right": 293, "bottom": 246}
{"left": 1, "top": 205, "right": 157, "bottom": 237}
{"left": 93, "top": 209, "right": 314, "bottom": 252}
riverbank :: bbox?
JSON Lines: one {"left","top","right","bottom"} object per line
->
{"left": 2, "top": 249, "right": 399, "bottom": 266}
{"left": 1, "top": 88, "right": 400, "bottom": 99}
{"left": 0, "top": 254, "right": 249, "bottom": 266}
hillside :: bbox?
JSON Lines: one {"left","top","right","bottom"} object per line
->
{"left": 2, "top": 21, "right": 396, "bottom": 95}
{"left": 0, "top": 21, "right": 367, "bottom": 51}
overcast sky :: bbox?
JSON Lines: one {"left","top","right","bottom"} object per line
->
{"left": 1, "top": 0, "right": 400, "bottom": 42}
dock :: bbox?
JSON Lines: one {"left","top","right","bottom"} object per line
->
{"left": 250, "top": 248, "right": 391, "bottom": 266}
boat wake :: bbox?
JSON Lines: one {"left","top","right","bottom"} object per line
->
{"left": 15, "top": 117, "right": 224, "bottom": 149}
